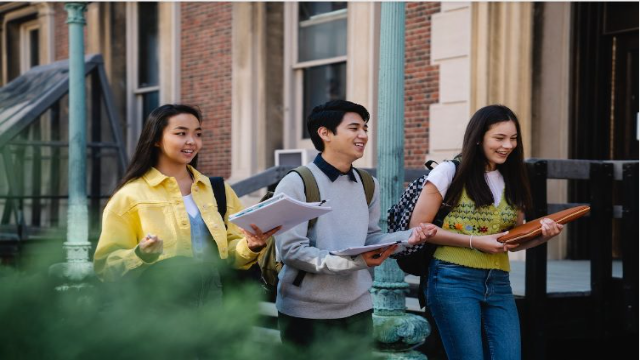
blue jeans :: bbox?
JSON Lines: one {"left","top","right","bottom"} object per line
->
{"left": 426, "top": 259, "right": 521, "bottom": 360}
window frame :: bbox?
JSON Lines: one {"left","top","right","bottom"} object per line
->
{"left": 125, "top": 2, "right": 161, "bottom": 156}
{"left": 19, "top": 20, "right": 40, "bottom": 73}
{"left": 284, "top": 2, "right": 349, "bottom": 150}
{"left": 1, "top": 4, "right": 54, "bottom": 85}
{"left": 125, "top": 2, "right": 180, "bottom": 156}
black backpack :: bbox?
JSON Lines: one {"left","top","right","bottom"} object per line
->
{"left": 387, "top": 159, "right": 459, "bottom": 308}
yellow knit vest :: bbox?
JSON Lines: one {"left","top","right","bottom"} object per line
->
{"left": 433, "top": 188, "right": 518, "bottom": 271}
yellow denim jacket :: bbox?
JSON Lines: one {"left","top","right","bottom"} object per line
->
{"left": 94, "top": 166, "right": 259, "bottom": 281}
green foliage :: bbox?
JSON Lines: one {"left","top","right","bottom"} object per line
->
{"left": 0, "top": 258, "right": 376, "bottom": 360}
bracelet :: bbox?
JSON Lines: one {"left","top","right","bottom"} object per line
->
{"left": 469, "top": 235, "right": 474, "bottom": 250}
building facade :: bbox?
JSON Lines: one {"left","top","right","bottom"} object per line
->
{"left": 0, "top": 2, "right": 637, "bottom": 260}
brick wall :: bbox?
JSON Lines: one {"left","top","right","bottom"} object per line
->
{"left": 404, "top": 2, "right": 440, "bottom": 168}
{"left": 181, "top": 3, "right": 233, "bottom": 178}
{"left": 54, "top": 2, "right": 69, "bottom": 61}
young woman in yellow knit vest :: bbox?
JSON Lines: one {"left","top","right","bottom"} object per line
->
{"left": 410, "top": 104, "right": 563, "bottom": 360}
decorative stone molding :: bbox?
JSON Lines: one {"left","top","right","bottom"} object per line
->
{"left": 470, "top": 2, "right": 534, "bottom": 157}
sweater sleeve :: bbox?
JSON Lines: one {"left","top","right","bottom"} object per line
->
{"left": 274, "top": 173, "right": 368, "bottom": 275}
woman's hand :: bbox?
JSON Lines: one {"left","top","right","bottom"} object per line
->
{"left": 471, "top": 231, "right": 510, "bottom": 254}
{"left": 506, "top": 218, "right": 564, "bottom": 252}
{"left": 407, "top": 223, "right": 438, "bottom": 245}
{"left": 242, "top": 224, "right": 282, "bottom": 252}
{"left": 136, "top": 234, "right": 163, "bottom": 263}
{"left": 139, "top": 234, "right": 163, "bottom": 255}
{"left": 361, "top": 245, "right": 398, "bottom": 267}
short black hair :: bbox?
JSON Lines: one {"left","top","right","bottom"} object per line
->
{"left": 307, "top": 100, "right": 370, "bottom": 151}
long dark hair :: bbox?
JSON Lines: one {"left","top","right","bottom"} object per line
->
{"left": 113, "top": 104, "right": 202, "bottom": 194}
{"left": 444, "top": 104, "right": 532, "bottom": 211}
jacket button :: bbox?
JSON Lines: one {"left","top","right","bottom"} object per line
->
{"left": 181, "top": 220, "right": 187, "bottom": 225}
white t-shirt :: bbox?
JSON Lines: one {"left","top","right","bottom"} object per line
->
{"left": 426, "top": 161, "right": 505, "bottom": 207}
{"left": 182, "top": 194, "right": 200, "bottom": 217}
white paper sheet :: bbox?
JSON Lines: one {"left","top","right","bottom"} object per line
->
{"left": 229, "top": 193, "right": 331, "bottom": 235}
{"left": 330, "top": 240, "right": 407, "bottom": 256}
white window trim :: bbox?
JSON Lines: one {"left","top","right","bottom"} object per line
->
{"left": 283, "top": 2, "right": 349, "bottom": 150}
{"left": 1, "top": 4, "right": 54, "bottom": 85}
{"left": 125, "top": 2, "right": 180, "bottom": 157}
{"left": 292, "top": 55, "right": 347, "bottom": 70}
{"left": 299, "top": 8, "right": 347, "bottom": 27}
{"left": 283, "top": 2, "right": 378, "bottom": 168}
{"left": 19, "top": 20, "right": 39, "bottom": 74}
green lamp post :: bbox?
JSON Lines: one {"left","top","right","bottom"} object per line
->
{"left": 50, "top": 2, "right": 93, "bottom": 290}
{"left": 372, "top": 2, "right": 431, "bottom": 359}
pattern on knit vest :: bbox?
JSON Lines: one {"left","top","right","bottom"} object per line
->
{"left": 433, "top": 188, "right": 518, "bottom": 271}
{"left": 443, "top": 188, "right": 518, "bottom": 235}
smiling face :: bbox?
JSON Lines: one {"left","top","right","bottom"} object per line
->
{"left": 481, "top": 120, "right": 518, "bottom": 171}
{"left": 156, "top": 113, "right": 203, "bottom": 167}
{"left": 320, "top": 112, "right": 368, "bottom": 164}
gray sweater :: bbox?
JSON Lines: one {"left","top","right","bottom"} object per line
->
{"left": 274, "top": 162, "right": 412, "bottom": 319}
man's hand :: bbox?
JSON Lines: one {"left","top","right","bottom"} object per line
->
{"left": 241, "top": 224, "right": 282, "bottom": 252}
{"left": 361, "top": 245, "right": 398, "bottom": 267}
{"left": 407, "top": 223, "right": 438, "bottom": 245}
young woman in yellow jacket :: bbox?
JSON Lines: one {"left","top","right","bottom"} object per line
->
{"left": 94, "top": 104, "right": 279, "bottom": 292}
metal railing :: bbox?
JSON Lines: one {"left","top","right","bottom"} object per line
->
{"left": 523, "top": 159, "right": 638, "bottom": 359}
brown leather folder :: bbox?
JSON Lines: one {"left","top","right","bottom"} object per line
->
{"left": 497, "top": 205, "right": 590, "bottom": 244}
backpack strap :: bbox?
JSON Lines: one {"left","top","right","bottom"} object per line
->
{"left": 209, "top": 176, "right": 227, "bottom": 222}
{"left": 432, "top": 160, "right": 460, "bottom": 227}
{"left": 424, "top": 159, "right": 439, "bottom": 170}
{"left": 289, "top": 166, "right": 321, "bottom": 229}
{"left": 288, "top": 166, "right": 320, "bottom": 287}
{"left": 354, "top": 168, "right": 374, "bottom": 206}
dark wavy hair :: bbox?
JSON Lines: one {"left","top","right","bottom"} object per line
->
{"left": 113, "top": 104, "right": 202, "bottom": 194}
{"left": 444, "top": 104, "right": 532, "bottom": 212}
{"left": 307, "top": 100, "right": 370, "bottom": 151}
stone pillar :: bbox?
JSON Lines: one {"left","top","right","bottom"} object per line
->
{"left": 50, "top": 3, "right": 93, "bottom": 290}
{"left": 372, "top": 2, "right": 430, "bottom": 359}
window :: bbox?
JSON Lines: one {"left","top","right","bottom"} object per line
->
{"left": 135, "top": 2, "right": 159, "bottom": 123}
{"left": 20, "top": 21, "right": 40, "bottom": 73}
{"left": 1, "top": 4, "right": 54, "bottom": 85}
{"left": 126, "top": 2, "right": 162, "bottom": 153}
{"left": 290, "top": 2, "right": 348, "bottom": 140}
{"left": 3, "top": 16, "right": 40, "bottom": 83}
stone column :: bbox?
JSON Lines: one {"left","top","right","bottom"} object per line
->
{"left": 372, "top": 2, "right": 430, "bottom": 359}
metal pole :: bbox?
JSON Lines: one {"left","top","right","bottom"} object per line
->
{"left": 50, "top": 3, "right": 93, "bottom": 289}
{"left": 372, "top": 2, "right": 430, "bottom": 359}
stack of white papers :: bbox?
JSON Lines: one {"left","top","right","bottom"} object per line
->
{"left": 229, "top": 193, "right": 332, "bottom": 236}
{"left": 330, "top": 240, "right": 407, "bottom": 256}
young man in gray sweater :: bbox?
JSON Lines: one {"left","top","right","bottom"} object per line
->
{"left": 274, "top": 100, "right": 437, "bottom": 348}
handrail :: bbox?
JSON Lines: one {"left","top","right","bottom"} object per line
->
{"left": 522, "top": 158, "right": 638, "bottom": 359}
{"left": 228, "top": 166, "right": 431, "bottom": 197}
{"left": 526, "top": 158, "right": 638, "bottom": 180}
